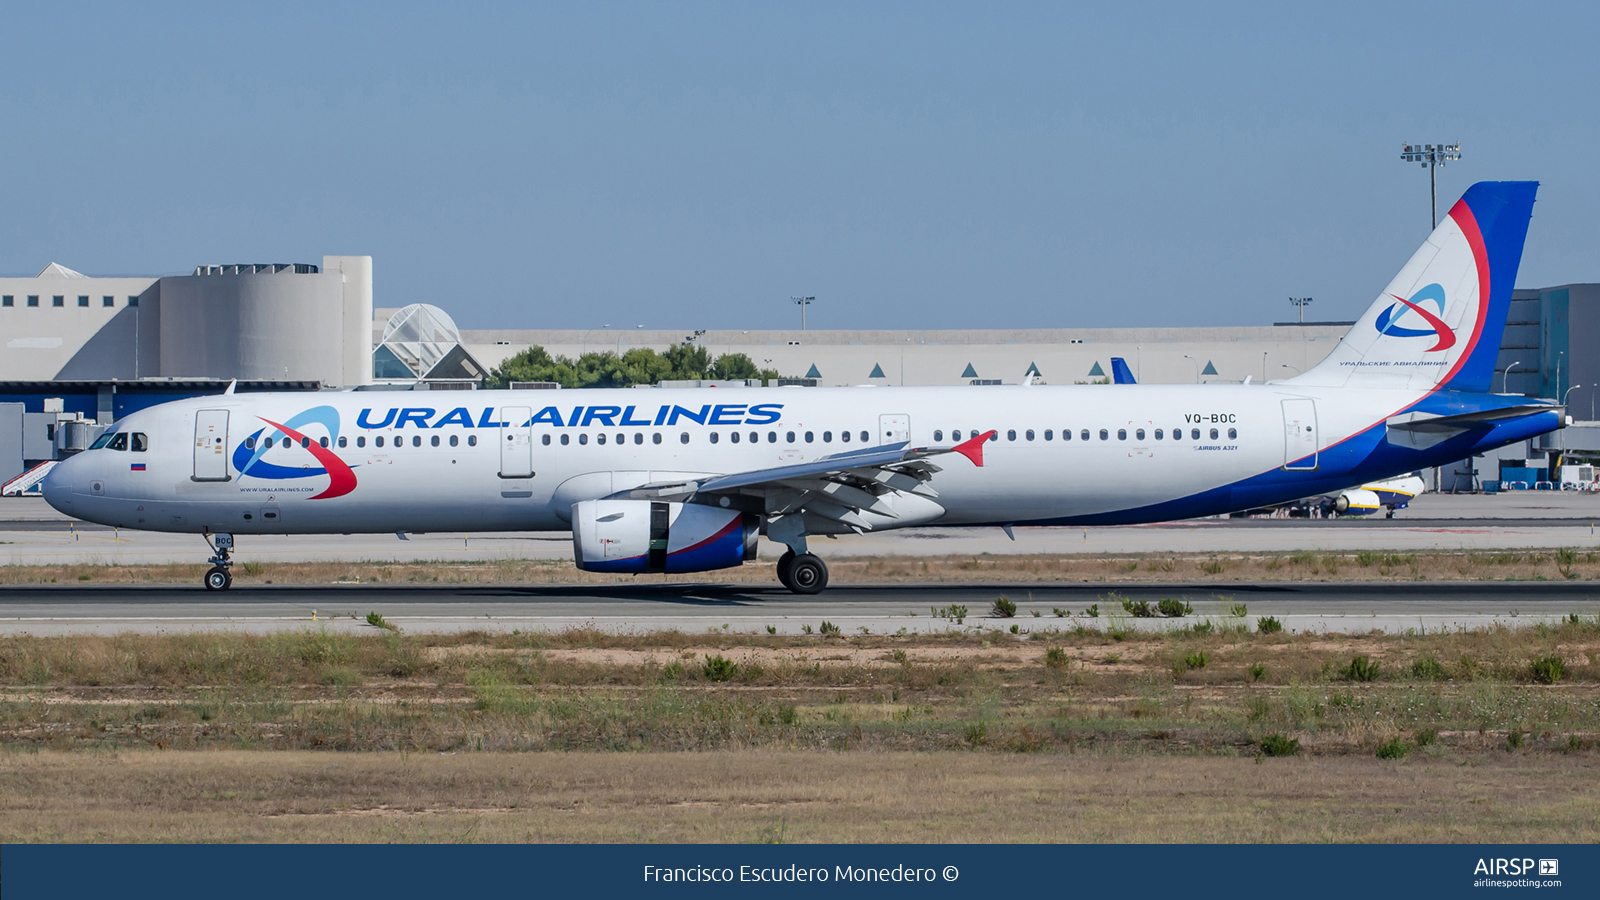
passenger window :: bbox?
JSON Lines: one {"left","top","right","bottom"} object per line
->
{"left": 245, "top": 436, "right": 257, "bottom": 450}
{"left": 1228, "top": 427, "right": 1237, "bottom": 440}
{"left": 468, "top": 435, "right": 477, "bottom": 447}
{"left": 1155, "top": 429, "right": 1163, "bottom": 440}
{"left": 338, "top": 436, "right": 348, "bottom": 448}
{"left": 680, "top": 432, "right": 690, "bottom": 444}
{"left": 107, "top": 433, "right": 128, "bottom": 451}
{"left": 1117, "top": 429, "right": 1127, "bottom": 441}
{"left": 1081, "top": 429, "right": 1090, "bottom": 441}
{"left": 412, "top": 435, "right": 422, "bottom": 447}
{"left": 376, "top": 436, "right": 384, "bottom": 447}
{"left": 430, "top": 435, "right": 440, "bottom": 447}
{"left": 934, "top": 430, "right": 943, "bottom": 442}
{"left": 841, "top": 430, "right": 850, "bottom": 443}
{"left": 320, "top": 436, "right": 330, "bottom": 448}
{"left": 597, "top": 433, "right": 607, "bottom": 445}
{"left": 357, "top": 436, "right": 366, "bottom": 448}
{"left": 634, "top": 433, "right": 643, "bottom": 444}
{"left": 786, "top": 432, "right": 796, "bottom": 443}
{"left": 653, "top": 433, "right": 662, "bottom": 444}
{"left": 951, "top": 430, "right": 961, "bottom": 441}
{"left": 616, "top": 433, "right": 624, "bottom": 445}
{"left": 1007, "top": 430, "right": 1016, "bottom": 441}
{"left": 580, "top": 434, "right": 589, "bottom": 445}
{"left": 804, "top": 431, "right": 813, "bottom": 443}
{"left": 1099, "top": 429, "right": 1109, "bottom": 441}
{"left": 264, "top": 436, "right": 275, "bottom": 449}
{"left": 1026, "top": 430, "right": 1035, "bottom": 441}
{"left": 560, "top": 434, "right": 569, "bottom": 446}
{"left": 710, "top": 432, "right": 719, "bottom": 444}
{"left": 301, "top": 437, "right": 311, "bottom": 448}
{"left": 1191, "top": 428, "right": 1200, "bottom": 440}
{"left": 1135, "top": 429, "right": 1144, "bottom": 441}
{"left": 768, "top": 432, "right": 777, "bottom": 443}
{"left": 1044, "top": 430, "right": 1052, "bottom": 441}
{"left": 988, "top": 432, "right": 997, "bottom": 442}
{"left": 822, "top": 431, "right": 831, "bottom": 442}
{"left": 860, "top": 431, "right": 869, "bottom": 442}
{"left": 1210, "top": 428, "right": 1219, "bottom": 440}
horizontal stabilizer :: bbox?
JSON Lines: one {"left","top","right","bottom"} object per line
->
{"left": 1385, "top": 404, "right": 1557, "bottom": 450}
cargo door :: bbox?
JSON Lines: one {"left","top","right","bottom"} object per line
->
{"left": 499, "top": 406, "right": 533, "bottom": 478}
{"left": 1281, "top": 399, "right": 1318, "bottom": 470}
{"left": 192, "top": 410, "right": 230, "bottom": 482}
{"left": 878, "top": 413, "right": 909, "bottom": 445}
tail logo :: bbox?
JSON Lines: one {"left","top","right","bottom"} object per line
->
{"left": 1374, "top": 283, "right": 1456, "bottom": 352}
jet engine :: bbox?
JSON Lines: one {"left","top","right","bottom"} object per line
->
{"left": 1332, "top": 489, "right": 1382, "bottom": 516}
{"left": 572, "top": 499, "right": 758, "bottom": 574}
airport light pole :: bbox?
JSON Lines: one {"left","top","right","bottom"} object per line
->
{"left": 1289, "top": 297, "right": 1313, "bottom": 323}
{"left": 791, "top": 296, "right": 814, "bottom": 331}
{"left": 1502, "top": 360, "right": 1521, "bottom": 394}
{"left": 1182, "top": 355, "right": 1199, "bottom": 383}
{"left": 1400, "top": 142, "right": 1462, "bottom": 229}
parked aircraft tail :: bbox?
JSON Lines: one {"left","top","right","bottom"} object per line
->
{"left": 1294, "top": 181, "right": 1537, "bottom": 394}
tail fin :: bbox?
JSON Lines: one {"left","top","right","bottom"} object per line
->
{"left": 1110, "top": 357, "right": 1137, "bottom": 384}
{"left": 1294, "top": 181, "right": 1537, "bottom": 393}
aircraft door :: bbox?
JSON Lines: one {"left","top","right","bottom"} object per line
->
{"left": 499, "top": 406, "right": 534, "bottom": 478}
{"left": 1281, "top": 399, "right": 1318, "bottom": 470}
{"left": 878, "top": 414, "right": 909, "bottom": 445}
{"left": 193, "top": 410, "right": 231, "bottom": 482}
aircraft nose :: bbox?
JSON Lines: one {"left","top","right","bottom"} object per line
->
{"left": 39, "top": 456, "right": 78, "bottom": 515}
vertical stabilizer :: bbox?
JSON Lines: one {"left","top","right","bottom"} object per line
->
{"left": 1294, "top": 181, "right": 1537, "bottom": 393}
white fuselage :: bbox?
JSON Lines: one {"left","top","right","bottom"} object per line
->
{"left": 43, "top": 382, "right": 1451, "bottom": 535}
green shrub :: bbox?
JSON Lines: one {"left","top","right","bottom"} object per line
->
{"left": 778, "top": 704, "right": 798, "bottom": 726}
{"left": 703, "top": 654, "right": 738, "bottom": 681}
{"left": 1121, "top": 598, "right": 1154, "bottom": 618}
{"left": 765, "top": 625, "right": 777, "bottom": 635}
{"left": 1045, "top": 647, "right": 1069, "bottom": 669}
{"left": 77, "top": 573, "right": 91, "bottom": 581}
{"left": 1530, "top": 654, "right": 1565, "bottom": 684}
{"left": 1188, "top": 620, "right": 1214, "bottom": 636}
{"left": 1411, "top": 655, "right": 1445, "bottom": 681}
{"left": 1201, "top": 558, "right": 1226, "bottom": 575}
{"left": 1257, "top": 616, "right": 1283, "bottom": 635}
{"left": 991, "top": 596, "right": 1017, "bottom": 618}
{"left": 800, "top": 624, "right": 813, "bottom": 635}
{"left": 1414, "top": 728, "right": 1438, "bottom": 747}
{"left": 1344, "top": 655, "right": 1380, "bottom": 682}
{"left": 964, "top": 721, "right": 987, "bottom": 746}
{"left": 1181, "top": 650, "right": 1210, "bottom": 670}
{"left": 1247, "top": 662, "right": 1266, "bottom": 682}
{"left": 1507, "top": 726, "right": 1525, "bottom": 750}
{"left": 1376, "top": 738, "right": 1412, "bottom": 760}
{"left": 1008, "top": 624, "right": 1020, "bottom": 634}
{"left": 1082, "top": 604, "right": 1099, "bottom": 618}
{"left": 1052, "top": 607, "right": 1068, "bottom": 618}
{"left": 1157, "top": 598, "right": 1194, "bottom": 618}
{"left": 1259, "top": 733, "right": 1299, "bottom": 757}
{"left": 1226, "top": 602, "right": 1248, "bottom": 618}
{"left": 932, "top": 605, "right": 968, "bottom": 624}
{"left": 662, "top": 661, "right": 687, "bottom": 681}
{"left": 365, "top": 611, "right": 398, "bottom": 631}
{"left": 819, "top": 621, "right": 841, "bottom": 635}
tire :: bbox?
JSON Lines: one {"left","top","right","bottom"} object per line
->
{"left": 204, "top": 567, "right": 232, "bottom": 591}
{"left": 776, "top": 549, "right": 796, "bottom": 591}
{"left": 786, "top": 554, "right": 828, "bottom": 595}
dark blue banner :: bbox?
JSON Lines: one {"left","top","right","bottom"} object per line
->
{"left": 3, "top": 844, "right": 1592, "bottom": 898}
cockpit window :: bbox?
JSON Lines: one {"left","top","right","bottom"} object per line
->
{"left": 131, "top": 433, "right": 148, "bottom": 452}
{"left": 106, "top": 433, "right": 129, "bottom": 451}
{"left": 89, "top": 432, "right": 116, "bottom": 450}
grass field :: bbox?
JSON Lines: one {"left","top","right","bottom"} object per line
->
{"left": 4, "top": 616, "right": 1600, "bottom": 842}
{"left": 4, "top": 547, "right": 1600, "bottom": 586}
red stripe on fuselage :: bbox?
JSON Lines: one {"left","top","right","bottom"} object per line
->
{"left": 257, "top": 417, "right": 358, "bottom": 500}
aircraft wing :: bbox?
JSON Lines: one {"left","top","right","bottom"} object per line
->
{"left": 606, "top": 430, "right": 997, "bottom": 530}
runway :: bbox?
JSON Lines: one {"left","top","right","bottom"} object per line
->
{"left": 4, "top": 580, "right": 1596, "bottom": 636}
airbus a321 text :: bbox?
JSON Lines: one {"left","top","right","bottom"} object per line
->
{"left": 42, "top": 182, "right": 1564, "bottom": 593}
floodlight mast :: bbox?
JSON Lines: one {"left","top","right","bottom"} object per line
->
{"left": 1289, "top": 297, "right": 1313, "bottom": 324}
{"left": 791, "top": 296, "right": 814, "bottom": 330}
{"left": 1400, "top": 142, "right": 1462, "bottom": 228}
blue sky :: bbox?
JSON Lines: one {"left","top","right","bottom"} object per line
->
{"left": 2, "top": 2, "right": 1595, "bottom": 330}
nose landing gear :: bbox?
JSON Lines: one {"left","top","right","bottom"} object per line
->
{"left": 203, "top": 533, "right": 235, "bottom": 591}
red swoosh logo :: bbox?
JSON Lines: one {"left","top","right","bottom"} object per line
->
{"left": 1387, "top": 294, "right": 1456, "bottom": 352}
{"left": 258, "top": 417, "right": 358, "bottom": 500}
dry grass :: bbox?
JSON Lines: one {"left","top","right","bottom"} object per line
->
{"left": 5, "top": 548, "right": 1600, "bottom": 586}
{"left": 2, "top": 749, "right": 1597, "bottom": 843}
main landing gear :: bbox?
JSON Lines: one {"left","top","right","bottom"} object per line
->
{"left": 776, "top": 549, "right": 829, "bottom": 595}
{"left": 203, "top": 532, "right": 235, "bottom": 591}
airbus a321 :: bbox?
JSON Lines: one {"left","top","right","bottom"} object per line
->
{"left": 42, "top": 181, "right": 1563, "bottom": 593}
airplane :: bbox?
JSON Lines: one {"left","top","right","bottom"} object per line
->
{"left": 41, "top": 181, "right": 1564, "bottom": 594}
{"left": 1233, "top": 472, "right": 1428, "bottom": 519}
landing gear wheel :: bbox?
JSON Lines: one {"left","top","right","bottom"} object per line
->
{"left": 204, "top": 566, "right": 233, "bottom": 591}
{"left": 776, "top": 549, "right": 797, "bottom": 591}
{"left": 786, "top": 554, "right": 828, "bottom": 595}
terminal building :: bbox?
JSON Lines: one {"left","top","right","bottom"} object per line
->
{"left": 3, "top": 252, "right": 1597, "bottom": 495}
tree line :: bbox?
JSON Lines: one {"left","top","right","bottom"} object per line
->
{"left": 485, "top": 343, "right": 783, "bottom": 390}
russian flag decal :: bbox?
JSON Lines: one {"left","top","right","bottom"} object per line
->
{"left": 130, "top": 463, "right": 146, "bottom": 471}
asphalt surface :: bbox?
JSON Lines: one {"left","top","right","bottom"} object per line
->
{"left": 4, "top": 580, "right": 1596, "bottom": 636}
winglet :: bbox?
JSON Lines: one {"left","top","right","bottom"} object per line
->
{"left": 223, "top": 379, "right": 237, "bottom": 395}
{"left": 952, "top": 430, "right": 996, "bottom": 467}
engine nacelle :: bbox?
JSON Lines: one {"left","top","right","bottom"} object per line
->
{"left": 1333, "top": 489, "right": 1382, "bottom": 516}
{"left": 572, "top": 499, "right": 757, "bottom": 574}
